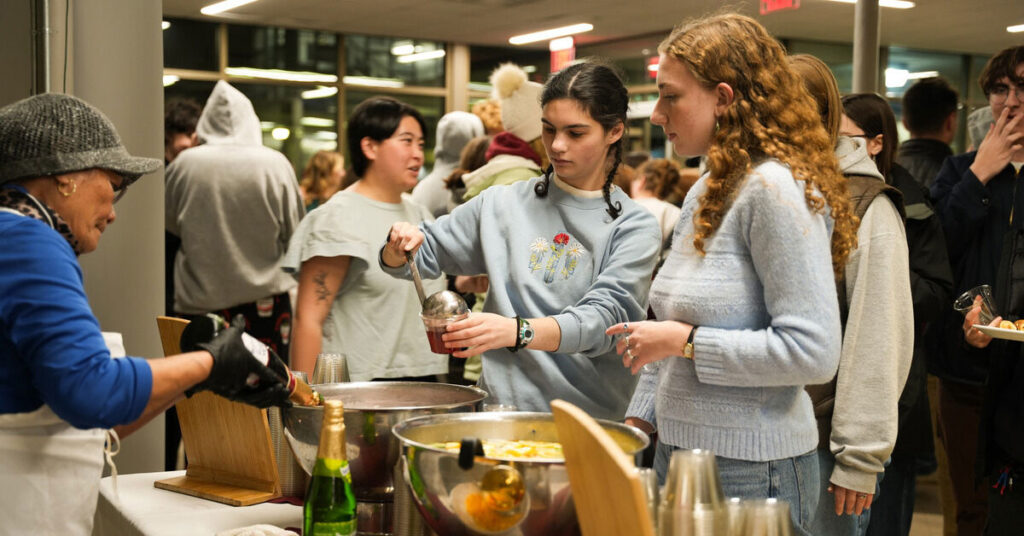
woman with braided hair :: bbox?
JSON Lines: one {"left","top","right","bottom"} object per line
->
{"left": 382, "top": 61, "right": 662, "bottom": 420}
{"left": 608, "top": 14, "right": 859, "bottom": 534}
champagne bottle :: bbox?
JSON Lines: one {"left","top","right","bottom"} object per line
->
{"left": 304, "top": 399, "right": 357, "bottom": 535}
{"left": 180, "top": 313, "right": 322, "bottom": 406}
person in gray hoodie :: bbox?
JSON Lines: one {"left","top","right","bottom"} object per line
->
{"left": 791, "top": 54, "right": 914, "bottom": 536}
{"left": 165, "top": 81, "right": 304, "bottom": 359}
{"left": 411, "top": 111, "right": 484, "bottom": 218}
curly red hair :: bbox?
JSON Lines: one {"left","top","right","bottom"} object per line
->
{"left": 660, "top": 14, "right": 857, "bottom": 276}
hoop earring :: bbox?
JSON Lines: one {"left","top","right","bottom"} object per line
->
{"left": 57, "top": 180, "right": 77, "bottom": 197}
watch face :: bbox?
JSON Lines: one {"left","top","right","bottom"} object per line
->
{"left": 524, "top": 326, "right": 535, "bottom": 338}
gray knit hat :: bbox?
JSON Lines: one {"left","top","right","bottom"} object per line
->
{"left": 0, "top": 93, "right": 161, "bottom": 186}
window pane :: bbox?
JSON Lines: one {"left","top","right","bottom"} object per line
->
{"left": 885, "top": 47, "right": 964, "bottom": 101}
{"left": 347, "top": 35, "right": 445, "bottom": 88}
{"left": 164, "top": 79, "right": 217, "bottom": 108}
{"left": 228, "top": 24, "right": 338, "bottom": 75}
{"left": 626, "top": 94, "right": 667, "bottom": 159}
{"left": 163, "top": 18, "right": 218, "bottom": 72}
{"left": 577, "top": 35, "right": 662, "bottom": 87}
{"left": 234, "top": 84, "right": 340, "bottom": 175}
{"left": 788, "top": 40, "right": 854, "bottom": 93}
{"left": 470, "top": 46, "right": 549, "bottom": 88}
{"left": 886, "top": 48, "right": 967, "bottom": 151}
{"left": 967, "top": 54, "right": 992, "bottom": 108}
{"left": 344, "top": 91, "right": 444, "bottom": 174}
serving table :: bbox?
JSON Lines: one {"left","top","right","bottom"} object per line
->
{"left": 92, "top": 471, "right": 302, "bottom": 536}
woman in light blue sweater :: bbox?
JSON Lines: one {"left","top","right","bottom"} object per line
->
{"left": 608, "top": 14, "right": 860, "bottom": 534}
{"left": 382, "top": 62, "right": 662, "bottom": 420}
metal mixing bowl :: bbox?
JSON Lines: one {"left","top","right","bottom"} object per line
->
{"left": 392, "top": 412, "right": 649, "bottom": 536}
{"left": 282, "top": 382, "right": 486, "bottom": 501}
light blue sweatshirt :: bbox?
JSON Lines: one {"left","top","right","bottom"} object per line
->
{"left": 627, "top": 160, "right": 842, "bottom": 461}
{"left": 383, "top": 176, "right": 662, "bottom": 420}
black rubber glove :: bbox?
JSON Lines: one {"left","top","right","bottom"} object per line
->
{"left": 184, "top": 315, "right": 293, "bottom": 408}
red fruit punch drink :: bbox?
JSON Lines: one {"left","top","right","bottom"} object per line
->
{"left": 421, "top": 313, "right": 468, "bottom": 355}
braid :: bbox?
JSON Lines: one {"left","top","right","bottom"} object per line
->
{"left": 534, "top": 164, "right": 553, "bottom": 197}
{"left": 603, "top": 142, "right": 623, "bottom": 219}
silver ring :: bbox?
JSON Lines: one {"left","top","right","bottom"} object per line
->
{"left": 626, "top": 348, "right": 635, "bottom": 362}
{"left": 623, "top": 322, "right": 630, "bottom": 333}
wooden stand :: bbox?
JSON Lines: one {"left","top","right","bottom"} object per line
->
{"left": 154, "top": 316, "right": 281, "bottom": 506}
{"left": 551, "top": 399, "right": 655, "bottom": 536}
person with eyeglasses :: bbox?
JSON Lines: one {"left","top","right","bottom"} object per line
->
{"left": 0, "top": 93, "right": 295, "bottom": 535}
{"left": 929, "top": 45, "right": 1024, "bottom": 536}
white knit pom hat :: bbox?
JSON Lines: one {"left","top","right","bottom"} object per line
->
{"left": 490, "top": 63, "right": 543, "bottom": 142}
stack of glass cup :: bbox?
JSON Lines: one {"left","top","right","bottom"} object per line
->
{"left": 312, "top": 352, "right": 350, "bottom": 384}
{"left": 651, "top": 449, "right": 795, "bottom": 536}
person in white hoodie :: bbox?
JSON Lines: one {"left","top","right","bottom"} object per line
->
{"left": 411, "top": 111, "right": 484, "bottom": 218}
{"left": 165, "top": 81, "right": 304, "bottom": 359}
{"left": 790, "top": 54, "right": 914, "bottom": 536}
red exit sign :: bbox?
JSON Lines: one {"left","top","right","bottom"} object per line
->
{"left": 760, "top": 0, "right": 800, "bottom": 14}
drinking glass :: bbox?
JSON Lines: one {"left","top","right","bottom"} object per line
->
{"left": 312, "top": 352, "right": 349, "bottom": 384}
{"left": 953, "top": 284, "right": 997, "bottom": 325}
{"left": 740, "top": 498, "right": 794, "bottom": 536}
{"left": 658, "top": 449, "right": 727, "bottom": 536}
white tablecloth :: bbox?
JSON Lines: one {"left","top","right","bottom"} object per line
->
{"left": 92, "top": 471, "right": 302, "bottom": 536}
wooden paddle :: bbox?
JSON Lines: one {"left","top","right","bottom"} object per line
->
{"left": 550, "top": 399, "right": 655, "bottom": 536}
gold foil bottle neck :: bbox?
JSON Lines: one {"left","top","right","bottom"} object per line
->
{"left": 317, "top": 399, "right": 347, "bottom": 461}
{"left": 323, "top": 399, "right": 344, "bottom": 425}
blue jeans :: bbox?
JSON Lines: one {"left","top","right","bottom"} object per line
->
{"left": 809, "top": 448, "right": 881, "bottom": 536}
{"left": 654, "top": 442, "right": 820, "bottom": 536}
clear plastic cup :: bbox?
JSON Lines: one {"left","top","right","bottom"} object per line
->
{"left": 740, "top": 498, "right": 794, "bottom": 536}
{"left": 421, "top": 313, "right": 468, "bottom": 354}
{"left": 658, "top": 449, "right": 727, "bottom": 536}
{"left": 312, "top": 352, "right": 349, "bottom": 383}
{"left": 953, "top": 284, "right": 997, "bottom": 325}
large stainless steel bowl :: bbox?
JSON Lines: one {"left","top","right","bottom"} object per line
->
{"left": 282, "top": 382, "right": 486, "bottom": 501}
{"left": 393, "top": 412, "right": 649, "bottom": 536}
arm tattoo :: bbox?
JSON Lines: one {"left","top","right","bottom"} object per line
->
{"left": 313, "top": 271, "right": 331, "bottom": 302}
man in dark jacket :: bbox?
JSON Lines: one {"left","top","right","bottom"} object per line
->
{"left": 897, "top": 77, "right": 958, "bottom": 190}
{"left": 929, "top": 45, "right": 1024, "bottom": 536}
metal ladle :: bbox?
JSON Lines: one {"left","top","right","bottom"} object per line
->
{"left": 406, "top": 251, "right": 470, "bottom": 318}
{"left": 406, "top": 251, "right": 427, "bottom": 305}
{"left": 480, "top": 464, "right": 527, "bottom": 513}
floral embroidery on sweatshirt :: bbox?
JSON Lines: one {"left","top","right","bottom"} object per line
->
{"left": 528, "top": 231, "right": 586, "bottom": 283}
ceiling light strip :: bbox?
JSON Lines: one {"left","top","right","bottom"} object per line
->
{"left": 201, "top": 0, "right": 259, "bottom": 16}
{"left": 1008, "top": 23, "right": 1024, "bottom": 33}
{"left": 509, "top": 23, "right": 593, "bottom": 45}
{"left": 395, "top": 50, "right": 446, "bottom": 63}
{"left": 225, "top": 67, "right": 338, "bottom": 83}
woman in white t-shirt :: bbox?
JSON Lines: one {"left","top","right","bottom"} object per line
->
{"left": 284, "top": 97, "right": 472, "bottom": 380}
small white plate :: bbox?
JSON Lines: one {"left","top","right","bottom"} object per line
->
{"left": 974, "top": 324, "right": 1024, "bottom": 342}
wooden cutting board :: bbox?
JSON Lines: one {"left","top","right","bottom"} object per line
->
{"left": 154, "top": 316, "right": 280, "bottom": 506}
{"left": 551, "top": 400, "right": 655, "bottom": 536}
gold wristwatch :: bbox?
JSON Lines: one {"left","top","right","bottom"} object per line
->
{"left": 683, "top": 326, "right": 696, "bottom": 359}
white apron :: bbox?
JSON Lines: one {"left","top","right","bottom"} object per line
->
{"left": 0, "top": 405, "right": 107, "bottom": 536}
